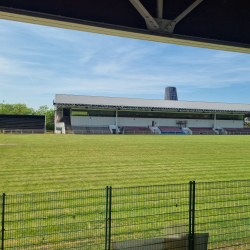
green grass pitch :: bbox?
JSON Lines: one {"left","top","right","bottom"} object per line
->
{"left": 1, "top": 134, "right": 250, "bottom": 249}
{"left": 1, "top": 134, "right": 250, "bottom": 194}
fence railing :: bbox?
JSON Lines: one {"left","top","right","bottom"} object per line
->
{"left": 124, "top": 131, "right": 154, "bottom": 135}
{"left": 1, "top": 180, "right": 250, "bottom": 249}
{"left": 0, "top": 129, "right": 45, "bottom": 134}
{"left": 226, "top": 132, "right": 250, "bottom": 135}
{"left": 72, "top": 130, "right": 111, "bottom": 134}
{"left": 191, "top": 132, "right": 218, "bottom": 135}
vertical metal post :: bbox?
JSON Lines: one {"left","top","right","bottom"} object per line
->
{"left": 45, "top": 113, "right": 47, "bottom": 134}
{"left": 189, "top": 182, "right": 192, "bottom": 250}
{"left": 1, "top": 193, "right": 6, "bottom": 250}
{"left": 105, "top": 186, "right": 109, "bottom": 250}
{"left": 108, "top": 187, "right": 112, "bottom": 250}
{"left": 157, "top": 0, "right": 163, "bottom": 18}
{"left": 192, "top": 181, "right": 196, "bottom": 250}
{"left": 116, "top": 110, "right": 118, "bottom": 128}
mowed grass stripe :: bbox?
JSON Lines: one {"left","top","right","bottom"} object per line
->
{"left": 1, "top": 134, "right": 250, "bottom": 193}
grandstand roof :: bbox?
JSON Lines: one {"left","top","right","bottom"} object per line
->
{"left": 54, "top": 94, "right": 250, "bottom": 114}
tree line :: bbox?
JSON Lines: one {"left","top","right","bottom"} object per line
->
{"left": 0, "top": 103, "right": 54, "bottom": 130}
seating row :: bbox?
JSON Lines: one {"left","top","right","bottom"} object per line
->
{"left": 71, "top": 126, "right": 111, "bottom": 134}
{"left": 189, "top": 127, "right": 216, "bottom": 135}
{"left": 124, "top": 127, "right": 152, "bottom": 134}
{"left": 69, "top": 126, "right": 250, "bottom": 135}
{"left": 125, "top": 126, "right": 151, "bottom": 131}
{"left": 159, "top": 127, "right": 183, "bottom": 133}
{"left": 224, "top": 128, "right": 250, "bottom": 134}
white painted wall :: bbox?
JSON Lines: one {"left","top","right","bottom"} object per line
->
{"left": 71, "top": 116, "right": 244, "bottom": 128}
{"left": 117, "top": 117, "right": 243, "bottom": 128}
{"left": 55, "top": 122, "right": 64, "bottom": 128}
{"left": 216, "top": 120, "right": 243, "bottom": 128}
{"left": 71, "top": 116, "right": 116, "bottom": 126}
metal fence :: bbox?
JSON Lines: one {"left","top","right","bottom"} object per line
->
{"left": 195, "top": 180, "right": 250, "bottom": 250}
{"left": 73, "top": 131, "right": 111, "bottom": 135}
{"left": 0, "top": 129, "right": 45, "bottom": 134}
{"left": 226, "top": 132, "right": 250, "bottom": 135}
{"left": 1, "top": 180, "right": 250, "bottom": 249}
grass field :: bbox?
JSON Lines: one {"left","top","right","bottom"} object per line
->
{"left": 0, "top": 134, "right": 250, "bottom": 194}
{"left": 1, "top": 134, "right": 250, "bottom": 249}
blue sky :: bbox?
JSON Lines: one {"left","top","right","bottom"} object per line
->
{"left": 0, "top": 19, "right": 250, "bottom": 110}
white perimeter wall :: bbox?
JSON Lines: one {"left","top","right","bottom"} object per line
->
{"left": 72, "top": 116, "right": 115, "bottom": 126}
{"left": 71, "top": 116, "right": 243, "bottom": 128}
{"left": 117, "top": 117, "right": 243, "bottom": 128}
{"left": 216, "top": 120, "right": 243, "bottom": 128}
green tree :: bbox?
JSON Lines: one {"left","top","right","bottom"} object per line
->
{"left": 0, "top": 103, "right": 35, "bottom": 115}
{"left": 45, "top": 109, "right": 54, "bottom": 130}
{"left": 36, "top": 105, "right": 54, "bottom": 130}
{"left": 36, "top": 105, "right": 49, "bottom": 116}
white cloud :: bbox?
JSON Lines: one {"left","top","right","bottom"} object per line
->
{"left": 0, "top": 19, "right": 250, "bottom": 108}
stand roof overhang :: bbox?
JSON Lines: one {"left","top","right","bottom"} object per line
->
{"left": 1, "top": 0, "right": 250, "bottom": 54}
{"left": 54, "top": 94, "right": 250, "bottom": 114}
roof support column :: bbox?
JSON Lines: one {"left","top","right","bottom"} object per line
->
{"left": 54, "top": 108, "right": 57, "bottom": 134}
{"left": 157, "top": 0, "right": 163, "bottom": 19}
{"left": 214, "top": 113, "right": 217, "bottom": 128}
{"left": 116, "top": 110, "right": 118, "bottom": 127}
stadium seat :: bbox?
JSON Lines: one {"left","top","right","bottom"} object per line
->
{"left": 189, "top": 127, "right": 217, "bottom": 135}
{"left": 224, "top": 128, "right": 250, "bottom": 135}
{"left": 71, "top": 126, "right": 111, "bottom": 134}
{"left": 124, "top": 126, "right": 152, "bottom": 134}
{"left": 158, "top": 127, "right": 185, "bottom": 134}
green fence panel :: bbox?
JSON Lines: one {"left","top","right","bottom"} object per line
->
{"left": 110, "top": 183, "right": 190, "bottom": 249}
{"left": 3, "top": 189, "right": 107, "bottom": 250}
{"left": 195, "top": 180, "right": 250, "bottom": 250}
{"left": 1, "top": 180, "right": 250, "bottom": 249}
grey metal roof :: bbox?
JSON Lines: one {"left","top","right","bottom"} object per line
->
{"left": 54, "top": 94, "right": 250, "bottom": 114}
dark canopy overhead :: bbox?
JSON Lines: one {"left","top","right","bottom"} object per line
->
{"left": 0, "top": 0, "right": 250, "bottom": 53}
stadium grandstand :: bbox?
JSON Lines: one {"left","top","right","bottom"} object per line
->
{"left": 53, "top": 94, "right": 250, "bottom": 135}
{"left": 0, "top": 115, "right": 46, "bottom": 134}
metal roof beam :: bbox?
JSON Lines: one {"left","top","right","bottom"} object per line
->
{"left": 129, "top": 0, "right": 159, "bottom": 30}
{"left": 130, "top": 0, "right": 203, "bottom": 34}
{"left": 165, "top": 0, "right": 203, "bottom": 33}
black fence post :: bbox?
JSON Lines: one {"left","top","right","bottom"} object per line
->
{"left": 1, "top": 193, "right": 5, "bottom": 250}
{"left": 189, "top": 181, "right": 196, "bottom": 250}
{"left": 105, "top": 186, "right": 109, "bottom": 250}
{"left": 189, "top": 182, "right": 192, "bottom": 250}
{"left": 192, "top": 181, "right": 196, "bottom": 250}
{"left": 108, "top": 187, "right": 112, "bottom": 250}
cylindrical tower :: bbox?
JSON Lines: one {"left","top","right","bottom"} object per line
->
{"left": 164, "top": 87, "right": 178, "bottom": 100}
